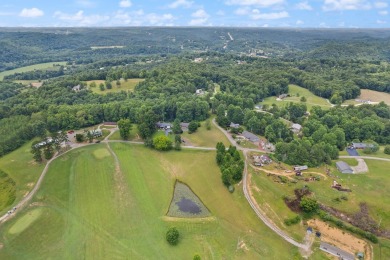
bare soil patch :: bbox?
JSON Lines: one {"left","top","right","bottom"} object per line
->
{"left": 359, "top": 89, "right": 390, "bottom": 105}
{"left": 351, "top": 159, "right": 368, "bottom": 173}
{"left": 308, "top": 219, "right": 372, "bottom": 260}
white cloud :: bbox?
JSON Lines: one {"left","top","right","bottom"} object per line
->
{"left": 296, "top": 20, "right": 304, "bottom": 25}
{"left": 112, "top": 10, "right": 175, "bottom": 26}
{"left": 262, "top": 24, "right": 269, "bottom": 27}
{"left": 322, "top": 0, "right": 372, "bottom": 11}
{"left": 19, "top": 8, "right": 44, "bottom": 18}
{"left": 168, "top": 0, "right": 193, "bottom": 9}
{"left": 379, "top": 10, "right": 388, "bottom": 15}
{"left": 377, "top": 19, "right": 387, "bottom": 24}
{"left": 374, "top": 2, "right": 388, "bottom": 8}
{"left": 225, "top": 0, "right": 284, "bottom": 7}
{"left": 119, "top": 0, "right": 132, "bottom": 8}
{"left": 251, "top": 10, "right": 289, "bottom": 20}
{"left": 295, "top": 1, "right": 313, "bottom": 10}
{"left": 235, "top": 7, "right": 250, "bottom": 15}
{"left": 189, "top": 9, "right": 210, "bottom": 25}
{"left": 53, "top": 10, "right": 109, "bottom": 26}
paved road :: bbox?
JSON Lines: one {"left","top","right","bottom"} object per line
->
{"left": 212, "top": 119, "right": 311, "bottom": 251}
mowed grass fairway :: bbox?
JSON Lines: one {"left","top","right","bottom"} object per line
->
{"left": 0, "top": 62, "right": 67, "bottom": 80}
{"left": 261, "top": 84, "right": 331, "bottom": 110}
{"left": 0, "top": 143, "right": 298, "bottom": 259}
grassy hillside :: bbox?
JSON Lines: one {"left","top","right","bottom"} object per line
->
{"left": 261, "top": 84, "right": 331, "bottom": 111}
{"left": 0, "top": 62, "right": 66, "bottom": 80}
{"left": 0, "top": 143, "right": 299, "bottom": 259}
{"left": 0, "top": 141, "right": 44, "bottom": 214}
{"left": 87, "top": 79, "right": 144, "bottom": 95}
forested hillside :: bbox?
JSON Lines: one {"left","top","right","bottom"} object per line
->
{"left": 1, "top": 28, "right": 390, "bottom": 157}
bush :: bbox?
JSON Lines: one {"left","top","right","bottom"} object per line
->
{"left": 284, "top": 215, "right": 301, "bottom": 226}
{"left": 193, "top": 255, "right": 201, "bottom": 260}
{"left": 300, "top": 96, "right": 307, "bottom": 102}
{"left": 384, "top": 145, "right": 390, "bottom": 155}
{"left": 75, "top": 134, "right": 84, "bottom": 142}
{"left": 166, "top": 227, "right": 180, "bottom": 245}
{"left": 188, "top": 121, "right": 199, "bottom": 134}
{"left": 300, "top": 197, "right": 319, "bottom": 213}
{"left": 153, "top": 135, "right": 172, "bottom": 151}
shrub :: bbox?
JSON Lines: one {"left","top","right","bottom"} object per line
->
{"left": 300, "top": 197, "right": 319, "bottom": 213}
{"left": 188, "top": 121, "right": 198, "bottom": 134}
{"left": 153, "top": 135, "right": 172, "bottom": 151}
{"left": 384, "top": 145, "right": 390, "bottom": 155}
{"left": 166, "top": 227, "right": 180, "bottom": 245}
{"left": 284, "top": 215, "right": 301, "bottom": 226}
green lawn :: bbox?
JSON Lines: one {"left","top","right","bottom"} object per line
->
{"left": 181, "top": 120, "right": 230, "bottom": 148}
{"left": 87, "top": 79, "right": 144, "bottom": 95}
{"left": 0, "top": 62, "right": 66, "bottom": 80}
{"left": 0, "top": 143, "right": 299, "bottom": 259}
{"left": 0, "top": 140, "right": 44, "bottom": 214}
{"left": 261, "top": 84, "right": 331, "bottom": 111}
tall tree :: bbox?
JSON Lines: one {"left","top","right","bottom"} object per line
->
{"left": 118, "top": 119, "right": 132, "bottom": 140}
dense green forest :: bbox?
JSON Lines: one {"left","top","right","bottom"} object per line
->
{"left": 1, "top": 28, "right": 390, "bottom": 157}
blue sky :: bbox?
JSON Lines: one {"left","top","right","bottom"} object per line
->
{"left": 0, "top": 0, "right": 388, "bottom": 27}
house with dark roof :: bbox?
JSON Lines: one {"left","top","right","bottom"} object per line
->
{"left": 336, "top": 161, "right": 354, "bottom": 174}
{"left": 242, "top": 131, "right": 260, "bottom": 143}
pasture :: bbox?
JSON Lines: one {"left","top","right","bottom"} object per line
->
{"left": 261, "top": 84, "right": 331, "bottom": 110}
{"left": 0, "top": 143, "right": 299, "bottom": 259}
{"left": 0, "top": 62, "right": 66, "bottom": 80}
{"left": 87, "top": 79, "right": 144, "bottom": 95}
{"left": 181, "top": 119, "right": 230, "bottom": 147}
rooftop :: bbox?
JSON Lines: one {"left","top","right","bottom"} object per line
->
{"left": 336, "top": 161, "right": 353, "bottom": 173}
{"left": 242, "top": 131, "right": 260, "bottom": 142}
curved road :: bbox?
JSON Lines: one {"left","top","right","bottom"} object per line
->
{"left": 212, "top": 119, "right": 311, "bottom": 251}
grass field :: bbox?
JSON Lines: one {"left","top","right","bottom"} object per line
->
{"left": 261, "top": 85, "right": 331, "bottom": 111}
{"left": 0, "top": 141, "right": 44, "bottom": 215}
{"left": 343, "top": 89, "right": 390, "bottom": 106}
{"left": 181, "top": 120, "right": 230, "bottom": 147}
{"left": 87, "top": 79, "right": 144, "bottom": 95}
{"left": 0, "top": 143, "right": 300, "bottom": 259}
{"left": 0, "top": 62, "right": 67, "bottom": 81}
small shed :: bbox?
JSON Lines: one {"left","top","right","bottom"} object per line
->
{"left": 336, "top": 161, "right": 354, "bottom": 174}
{"left": 90, "top": 129, "right": 102, "bottom": 137}
{"left": 293, "top": 165, "right": 308, "bottom": 171}
{"left": 242, "top": 131, "right": 260, "bottom": 143}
